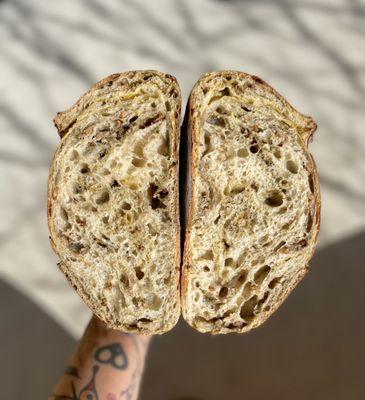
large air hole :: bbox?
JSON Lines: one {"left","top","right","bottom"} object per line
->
{"left": 274, "top": 241, "right": 286, "bottom": 251}
{"left": 147, "top": 183, "right": 166, "bottom": 210}
{"left": 273, "top": 148, "right": 281, "bottom": 159}
{"left": 269, "top": 277, "right": 281, "bottom": 289}
{"left": 121, "top": 202, "right": 131, "bottom": 210}
{"left": 306, "top": 213, "right": 313, "bottom": 232}
{"left": 237, "top": 148, "right": 249, "bottom": 158}
{"left": 286, "top": 160, "right": 298, "bottom": 174}
{"left": 243, "top": 282, "right": 253, "bottom": 297}
{"left": 224, "top": 183, "right": 245, "bottom": 196}
{"left": 249, "top": 144, "right": 259, "bottom": 153}
{"left": 95, "top": 191, "right": 110, "bottom": 205}
{"left": 135, "top": 267, "right": 144, "bottom": 280}
{"left": 151, "top": 295, "right": 162, "bottom": 310}
{"left": 69, "top": 150, "right": 79, "bottom": 161}
{"left": 222, "top": 241, "right": 230, "bottom": 253}
{"left": 200, "top": 250, "right": 214, "bottom": 260}
{"left": 69, "top": 242, "right": 84, "bottom": 253}
{"left": 257, "top": 291, "right": 270, "bottom": 308}
{"left": 220, "top": 87, "right": 230, "bottom": 96}
{"left": 240, "top": 295, "right": 258, "bottom": 319}
{"left": 207, "top": 115, "right": 226, "bottom": 127}
{"left": 132, "top": 158, "right": 146, "bottom": 167}
{"left": 225, "top": 258, "right": 234, "bottom": 267}
{"left": 122, "top": 179, "right": 139, "bottom": 190}
{"left": 133, "top": 142, "right": 144, "bottom": 158}
{"left": 237, "top": 271, "right": 248, "bottom": 284}
{"left": 147, "top": 223, "right": 157, "bottom": 236}
{"left": 80, "top": 163, "right": 89, "bottom": 174}
{"left": 140, "top": 114, "right": 164, "bottom": 129}
{"left": 157, "top": 139, "right": 169, "bottom": 156}
{"left": 203, "top": 131, "right": 212, "bottom": 156}
{"left": 254, "top": 265, "right": 271, "bottom": 285}
{"left": 60, "top": 207, "right": 68, "bottom": 221}
{"left": 265, "top": 191, "right": 283, "bottom": 207}
{"left": 216, "top": 106, "right": 227, "bottom": 115}
{"left": 219, "top": 287, "right": 229, "bottom": 298}
{"left": 99, "top": 148, "right": 107, "bottom": 159}
{"left": 308, "top": 174, "right": 315, "bottom": 193}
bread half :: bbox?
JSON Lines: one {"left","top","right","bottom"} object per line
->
{"left": 48, "top": 71, "right": 181, "bottom": 334}
{"left": 182, "top": 71, "right": 320, "bottom": 334}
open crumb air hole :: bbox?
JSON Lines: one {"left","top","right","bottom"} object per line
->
{"left": 135, "top": 267, "right": 144, "bottom": 280}
{"left": 80, "top": 164, "right": 89, "bottom": 174}
{"left": 201, "top": 250, "right": 214, "bottom": 260}
{"left": 219, "top": 287, "right": 229, "bottom": 298}
{"left": 237, "top": 148, "right": 249, "bottom": 158}
{"left": 269, "top": 277, "right": 281, "bottom": 289}
{"left": 207, "top": 115, "right": 226, "bottom": 127}
{"left": 224, "top": 258, "right": 234, "bottom": 267}
{"left": 265, "top": 191, "right": 283, "bottom": 207}
{"left": 240, "top": 295, "right": 258, "bottom": 319}
{"left": 286, "top": 160, "right": 298, "bottom": 174}
{"left": 95, "top": 191, "right": 110, "bottom": 205}
{"left": 132, "top": 158, "right": 146, "bottom": 167}
{"left": 70, "top": 150, "right": 79, "bottom": 161}
{"left": 250, "top": 144, "right": 259, "bottom": 153}
{"left": 254, "top": 265, "right": 271, "bottom": 284}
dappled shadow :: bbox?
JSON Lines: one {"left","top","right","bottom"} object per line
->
{"left": 0, "top": 279, "right": 74, "bottom": 400}
{"left": 142, "top": 231, "right": 365, "bottom": 400}
{"left": 3, "top": 233, "right": 364, "bottom": 400}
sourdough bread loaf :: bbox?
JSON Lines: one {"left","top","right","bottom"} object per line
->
{"left": 182, "top": 71, "right": 320, "bottom": 334}
{"left": 48, "top": 71, "right": 181, "bottom": 334}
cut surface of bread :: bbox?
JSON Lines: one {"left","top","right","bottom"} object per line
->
{"left": 182, "top": 71, "right": 320, "bottom": 334}
{"left": 48, "top": 71, "right": 181, "bottom": 334}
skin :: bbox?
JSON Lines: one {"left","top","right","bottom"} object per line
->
{"left": 50, "top": 316, "right": 151, "bottom": 400}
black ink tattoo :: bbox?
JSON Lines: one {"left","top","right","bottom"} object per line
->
{"left": 52, "top": 365, "right": 100, "bottom": 400}
{"left": 94, "top": 343, "right": 128, "bottom": 370}
{"left": 79, "top": 365, "right": 99, "bottom": 400}
{"left": 64, "top": 366, "right": 79, "bottom": 378}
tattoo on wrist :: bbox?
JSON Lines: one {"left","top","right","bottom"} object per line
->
{"left": 94, "top": 343, "right": 128, "bottom": 370}
{"left": 52, "top": 365, "right": 100, "bottom": 400}
{"left": 53, "top": 335, "right": 148, "bottom": 399}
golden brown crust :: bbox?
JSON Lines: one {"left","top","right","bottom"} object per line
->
{"left": 48, "top": 70, "right": 181, "bottom": 334}
{"left": 182, "top": 71, "right": 320, "bottom": 334}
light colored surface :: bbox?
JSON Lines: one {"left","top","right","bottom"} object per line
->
{"left": 0, "top": 0, "right": 364, "bottom": 338}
